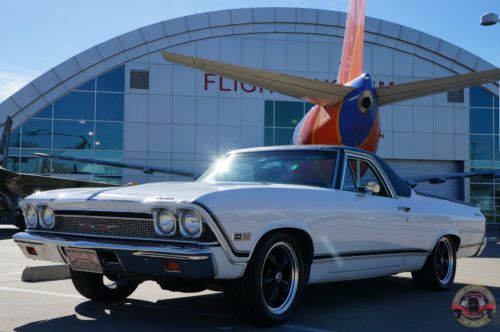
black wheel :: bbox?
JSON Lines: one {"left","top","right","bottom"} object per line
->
{"left": 70, "top": 269, "right": 140, "bottom": 302}
{"left": 226, "top": 233, "right": 306, "bottom": 326}
{"left": 412, "top": 236, "right": 456, "bottom": 291}
{"left": 14, "top": 211, "right": 26, "bottom": 231}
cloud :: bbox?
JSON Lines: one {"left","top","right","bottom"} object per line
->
{"left": 0, "top": 69, "right": 39, "bottom": 103}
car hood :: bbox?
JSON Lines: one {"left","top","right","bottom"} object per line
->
{"left": 25, "top": 181, "right": 312, "bottom": 203}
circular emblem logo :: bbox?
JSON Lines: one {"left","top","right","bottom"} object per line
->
{"left": 451, "top": 285, "right": 496, "bottom": 328}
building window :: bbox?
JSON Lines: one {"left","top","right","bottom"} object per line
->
{"left": 95, "top": 122, "right": 123, "bottom": 150}
{"left": 7, "top": 65, "right": 125, "bottom": 183}
{"left": 470, "top": 108, "right": 493, "bottom": 134}
{"left": 54, "top": 91, "right": 94, "bottom": 120}
{"left": 21, "top": 119, "right": 52, "bottom": 149}
{"left": 53, "top": 120, "right": 94, "bottom": 150}
{"left": 97, "top": 66, "right": 125, "bottom": 92}
{"left": 469, "top": 86, "right": 500, "bottom": 224}
{"left": 96, "top": 93, "right": 124, "bottom": 121}
{"left": 264, "top": 100, "right": 313, "bottom": 146}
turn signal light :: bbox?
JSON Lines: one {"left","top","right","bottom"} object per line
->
{"left": 163, "top": 260, "right": 181, "bottom": 272}
{"left": 26, "top": 246, "right": 38, "bottom": 256}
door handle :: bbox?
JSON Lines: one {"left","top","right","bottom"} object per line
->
{"left": 398, "top": 207, "right": 411, "bottom": 213}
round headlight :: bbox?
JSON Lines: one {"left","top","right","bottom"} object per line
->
{"left": 40, "top": 206, "right": 55, "bottom": 228}
{"left": 180, "top": 210, "right": 202, "bottom": 237}
{"left": 156, "top": 209, "right": 176, "bottom": 235}
{"left": 25, "top": 205, "right": 38, "bottom": 228}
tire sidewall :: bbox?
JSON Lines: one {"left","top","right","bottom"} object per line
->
{"left": 249, "top": 233, "right": 306, "bottom": 323}
{"left": 432, "top": 237, "right": 457, "bottom": 289}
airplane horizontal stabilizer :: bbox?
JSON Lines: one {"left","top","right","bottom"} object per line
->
{"left": 404, "top": 169, "right": 500, "bottom": 187}
{"left": 376, "top": 68, "right": 500, "bottom": 106}
{"left": 162, "top": 51, "right": 354, "bottom": 106}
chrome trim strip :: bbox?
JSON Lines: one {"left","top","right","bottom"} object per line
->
{"left": 55, "top": 214, "right": 152, "bottom": 222}
{"left": 132, "top": 251, "right": 209, "bottom": 261}
{"left": 14, "top": 232, "right": 213, "bottom": 257}
{"left": 313, "top": 248, "right": 430, "bottom": 260}
{"left": 29, "top": 230, "right": 218, "bottom": 246}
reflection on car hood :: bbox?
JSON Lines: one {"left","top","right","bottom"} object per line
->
{"left": 25, "top": 181, "right": 319, "bottom": 203}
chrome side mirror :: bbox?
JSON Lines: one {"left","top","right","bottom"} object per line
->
{"left": 364, "top": 181, "right": 381, "bottom": 195}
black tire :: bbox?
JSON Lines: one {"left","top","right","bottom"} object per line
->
{"left": 70, "top": 269, "right": 140, "bottom": 302}
{"left": 412, "top": 236, "right": 456, "bottom": 291}
{"left": 226, "top": 233, "right": 306, "bottom": 326}
{"left": 13, "top": 211, "right": 26, "bottom": 231}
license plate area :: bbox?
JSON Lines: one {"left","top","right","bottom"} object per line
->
{"left": 65, "top": 248, "right": 103, "bottom": 274}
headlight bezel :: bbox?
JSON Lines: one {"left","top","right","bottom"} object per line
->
{"left": 40, "top": 206, "right": 55, "bottom": 229}
{"left": 179, "top": 209, "right": 203, "bottom": 238}
{"left": 24, "top": 204, "right": 39, "bottom": 229}
{"left": 154, "top": 208, "right": 177, "bottom": 236}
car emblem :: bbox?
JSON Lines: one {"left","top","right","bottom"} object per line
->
{"left": 78, "top": 223, "right": 118, "bottom": 231}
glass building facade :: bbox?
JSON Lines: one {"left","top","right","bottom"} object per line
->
{"left": 7, "top": 66, "right": 125, "bottom": 184}
{"left": 469, "top": 86, "right": 500, "bottom": 224}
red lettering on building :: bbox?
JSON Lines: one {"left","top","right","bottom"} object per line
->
{"left": 219, "top": 77, "right": 231, "bottom": 91}
{"left": 204, "top": 73, "right": 216, "bottom": 90}
{"left": 205, "top": 73, "right": 395, "bottom": 94}
{"left": 241, "top": 83, "right": 256, "bottom": 92}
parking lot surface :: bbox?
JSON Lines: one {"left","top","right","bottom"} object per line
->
{"left": 1, "top": 225, "right": 498, "bottom": 331}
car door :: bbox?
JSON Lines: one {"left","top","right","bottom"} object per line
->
{"left": 328, "top": 153, "right": 410, "bottom": 273}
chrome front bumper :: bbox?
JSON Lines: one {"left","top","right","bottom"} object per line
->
{"left": 13, "top": 232, "right": 245, "bottom": 279}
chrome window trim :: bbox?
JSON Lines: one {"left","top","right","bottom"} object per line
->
{"left": 341, "top": 151, "right": 397, "bottom": 199}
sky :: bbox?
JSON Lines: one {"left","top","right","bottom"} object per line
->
{"left": 0, "top": 0, "right": 499, "bottom": 102}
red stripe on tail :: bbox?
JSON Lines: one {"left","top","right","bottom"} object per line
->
{"left": 337, "top": 0, "right": 366, "bottom": 85}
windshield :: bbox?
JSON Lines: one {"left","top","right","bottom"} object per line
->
{"left": 198, "top": 150, "right": 338, "bottom": 188}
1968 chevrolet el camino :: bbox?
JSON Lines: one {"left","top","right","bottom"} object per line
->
{"left": 13, "top": 146, "right": 487, "bottom": 325}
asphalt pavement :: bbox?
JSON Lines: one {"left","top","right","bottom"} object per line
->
{"left": 1, "top": 225, "right": 499, "bottom": 331}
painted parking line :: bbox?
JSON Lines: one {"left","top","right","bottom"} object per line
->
{"left": 0, "top": 286, "right": 83, "bottom": 299}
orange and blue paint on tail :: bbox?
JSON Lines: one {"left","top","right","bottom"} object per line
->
{"left": 292, "top": 0, "right": 380, "bottom": 153}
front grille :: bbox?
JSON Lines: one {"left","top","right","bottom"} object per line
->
{"left": 52, "top": 214, "right": 165, "bottom": 240}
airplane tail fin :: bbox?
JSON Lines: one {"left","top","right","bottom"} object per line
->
{"left": 0, "top": 117, "right": 12, "bottom": 168}
{"left": 337, "top": 0, "right": 366, "bottom": 85}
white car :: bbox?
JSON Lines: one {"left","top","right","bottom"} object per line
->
{"left": 14, "top": 145, "right": 487, "bottom": 325}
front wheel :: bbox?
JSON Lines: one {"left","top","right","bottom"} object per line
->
{"left": 70, "top": 269, "right": 140, "bottom": 302}
{"left": 412, "top": 236, "right": 456, "bottom": 291}
{"left": 226, "top": 233, "right": 306, "bottom": 326}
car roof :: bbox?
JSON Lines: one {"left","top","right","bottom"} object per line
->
{"left": 230, "top": 145, "right": 375, "bottom": 156}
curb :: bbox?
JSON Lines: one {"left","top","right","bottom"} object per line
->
{"left": 21, "top": 264, "right": 71, "bottom": 282}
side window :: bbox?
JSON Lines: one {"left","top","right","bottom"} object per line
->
{"left": 342, "top": 162, "right": 357, "bottom": 192}
{"left": 344, "top": 158, "right": 390, "bottom": 197}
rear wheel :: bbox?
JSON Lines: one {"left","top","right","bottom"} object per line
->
{"left": 226, "top": 233, "right": 306, "bottom": 326}
{"left": 412, "top": 236, "right": 456, "bottom": 291}
{"left": 70, "top": 269, "right": 140, "bottom": 301}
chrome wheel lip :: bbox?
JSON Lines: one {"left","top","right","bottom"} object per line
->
{"left": 261, "top": 241, "right": 299, "bottom": 316}
{"left": 435, "top": 238, "right": 454, "bottom": 285}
